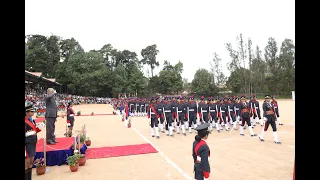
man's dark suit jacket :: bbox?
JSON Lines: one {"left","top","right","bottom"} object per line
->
{"left": 45, "top": 93, "right": 57, "bottom": 118}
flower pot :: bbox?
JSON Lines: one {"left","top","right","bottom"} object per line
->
{"left": 73, "top": 143, "right": 83, "bottom": 150}
{"left": 85, "top": 140, "right": 91, "bottom": 146}
{"left": 78, "top": 157, "right": 86, "bottom": 166}
{"left": 36, "top": 165, "right": 46, "bottom": 175}
{"left": 69, "top": 163, "right": 79, "bottom": 172}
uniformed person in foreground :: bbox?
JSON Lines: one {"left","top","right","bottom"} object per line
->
{"left": 25, "top": 104, "right": 45, "bottom": 180}
{"left": 192, "top": 123, "right": 211, "bottom": 180}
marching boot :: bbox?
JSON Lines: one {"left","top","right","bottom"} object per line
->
{"left": 176, "top": 125, "right": 180, "bottom": 134}
{"left": 273, "top": 131, "right": 281, "bottom": 144}
{"left": 278, "top": 117, "right": 283, "bottom": 125}
{"left": 188, "top": 126, "right": 192, "bottom": 133}
{"left": 169, "top": 126, "right": 174, "bottom": 136}
{"left": 225, "top": 123, "right": 230, "bottom": 131}
{"left": 166, "top": 130, "right": 169, "bottom": 136}
{"left": 259, "top": 130, "right": 265, "bottom": 141}
{"left": 155, "top": 127, "right": 160, "bottom": 138}
{"left": 215, "top": 122, "right": 220, "bottom": 133}
{"left": 181, "top": 125, "right": 186, "bottom": 136}
{"left": 240, "top": 126, "right": 245, "bottom": 136}
{"left": 233, "top": 121, "right": 237, "bottom": 130}
{"left": 249, "top": 126, "right": 257, "bottom": 136}
{"left": 219, "top": 123, "right": 223, "bottom": 131}
{"left": 209, "top": 123, "right": 213, "bottom": 131}
{"left": 25, "top": 169, "right": 28, "bottom": 180}
{"left": 151, "top": 128, "right": 155, "bottom": 137}
{"left": 193, "top": 124, "right": 198, "bottom": 133}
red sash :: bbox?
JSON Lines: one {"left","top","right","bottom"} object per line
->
{"left": 150, "top": 106, "right": 159, "bottom": 118}
{"left": 195, "top": 140, "right": 207, "bottom": 157}
{"left": 25, "top": 117, "right": 41, "bottom": 133}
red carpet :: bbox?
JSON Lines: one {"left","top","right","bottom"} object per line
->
{"left": 35, "top": 117, "right": 45, "bottom": 123}
{"left": 86, "top": 143, "right": 158, "bottom": 159}
{"left": 36, "top": 137, "right": 74, "bottom": 152}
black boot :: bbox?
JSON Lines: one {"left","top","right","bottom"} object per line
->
{"left": 25, "top": 169, "right": 29, "bottom": 180}
{"left": 28, "top": 168, "right": 32, "bottom": 180}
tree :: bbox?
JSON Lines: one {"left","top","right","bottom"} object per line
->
{"left": 210, "top": 52, "right": 226, "bottom": 86}
{"left": 278, "top": 38, "right": 295, "bottom": 93}
{"left": 191, "top": 69, "right": 217, "bottom": 96}
{"left": 140, "top": 44, "right": 160, "bottom": 77}
{"left": 158, "top": 61, "right": 184, "bottom": 94}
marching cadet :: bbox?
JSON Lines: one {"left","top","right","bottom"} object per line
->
{"left": 251, "top": 95, "right": 262, "bottom": 126}
{"left": 219, "top": 97, "right": 230, "bottom": 131}
{"left": 182, "top": 96, "right": 189, "bottom": 132}
{"left": 145, "top": 100, "right": 150, "bottom": 117}
{"left": 176, "top": 96, "right": 186, "bottom": 135}
{"left": 208, "top": 97, "right": 219, "bottom": 132}
{"left": 198, "top": 96, "right": 209, "bottom": 124}
{"left": 140, "top": 100, "right": 145, "bottom": 116}
{"left": 272, "top": 96, "right": 283, "bottom": 125}
{"left": 148, "top": 98, "right": 160, "bottom": 138}
{"left": 66, "top": 102, "right": 75, "bottom": 137}
{"left": 171, "top": 97, "right": 177, "bottom": 130}
{"left": 25, "top": 104, "right": 45, "bottom": 180}
{"left": 192, "top": 123, "right": 211, "bottom": 180}
{"left": 227, "top": 98, "right": 237, "bottom": 130}
{"left": 157, "top": 97, "right": 165, "bottom": 133}
{"left": 129, "top": 100, "right": 135, "bottom": 117}
{"left": 249, "top": 96, "right": 256, "bottom": 126}
{"left": 163, "top": 96, "right": 174, "bottom": 136}
{"left": 259, "top": 95, "right": 281, "bottom": 144}
{"left": 187, "top": 96, "right": 198, "bottom": 133}
{"left": 239, "top": 95, "right": 257, "bottom": 137}
{"left": 135, "top": 100, "right": 141, "bottom": 116}
{"left": 233, "top": 96, "right": 241, "bottom": 124}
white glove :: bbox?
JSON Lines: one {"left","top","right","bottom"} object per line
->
{"left": 36, "top": 122, "right": 45, "bottom": 130}
{"left": 25, "top": 131, "right": 36, "bottom": 137}
{"left": 263, "top": 117, "right": 267, "bottom": 121}
{"left": 67, "top": 123, "right": 71, "bottom": 126}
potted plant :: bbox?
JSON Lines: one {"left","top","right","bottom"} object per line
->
{"left": 85, "top": 137, "right": 91, "bottom": 146}
{"left": 67, "top": 154, "right": 79, "bottom": 172}
{"left": 74, "top": 151, "right": 86, "bottom": 166}
{"left": 77, "top": 111, "right": 81, "bottom": 116}
{"left": 34, "top": 158, "right": 46, "bottom": 175}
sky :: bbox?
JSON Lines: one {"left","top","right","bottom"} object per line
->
{"left": 25, "top": 0, "right": 295, "bottom": 82}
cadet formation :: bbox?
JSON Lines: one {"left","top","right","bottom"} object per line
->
{"left": 111, "top": 94, "right": 283, "bottom": 144}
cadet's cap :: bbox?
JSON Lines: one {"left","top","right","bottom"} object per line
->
{"left": 200, "top": 96, "right": 205, "bottom": 101}
{"left": 25, "top": 104, "right": 35, "bottom": 112}
{"left": 252, "top": 94, "right": 257, "bottom": 98}
{"left": 189, "top": 96, "right": 194, "bottom": 100}
{"left": 265, "top": 95, "right": 271, "bottom": 99}
{"left": 195, "top": 123, "right": 210, "bottom": 132}
{"left": 241, "top": 95, "right": 246, "bottom": 99}
{"left": 208, "top": 96, "right": 212, "bottom": 101}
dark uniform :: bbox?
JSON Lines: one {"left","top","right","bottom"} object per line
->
{"left": 272, "top": 96, "right": 283, "bottom": 125}
{"left": 239, "top": 95, "right": 257, "bottom": 137}
{"left": 208, "top": 97, "right": 219, "bottom": 132}
{"left": 145, "top": 101, "right": 150, "bottom": 117}
{"left": 66, "top": 103, "right": 75, "bottom": 137}
{"left": 220, "top": 97, "right": 230, "bottom": 131}
{"left": 175, "top": 96, "right": 186, "bottom": 135}
{"left": 129, "top": 101, "right": 135, "bottom": 115}
{"left": 186, "top": 96, "right": 198, "bottom": 133}
{"left": 148, "top": 98, "right": 160, "bottom": 138}
{"left": 227, "top": 98, "right": 237, "bottom": 130}
{"left": 198, "top": 96, "right": 209, "bottom": 124}
{"left": 171, "top": 97, "right": 177, "bottom": 128}
{"left": 157, "top": 98, "right": 165, "bottom": 132}
{"left": 25, "top": 104, "right": 42, "bottom": 180}
{"left": 259, "top": 95, "right": 281, "bottom": 144}
{"left": 251, "top": 95, "right": 262, "bottom": 125}
{"left": 135, "top": 101, "right": 141, "bottom": 116}
{"left": 162, "top": 96, "right": 174, "bottom": 136}
{"left": 192, "top": 123, "right": 211, "bottom": 180}
{"left": 233, "top": 96, "right": 241, "bottom": 124}
{"left": 140, "top": 101, "right": 145, "bottom": 116}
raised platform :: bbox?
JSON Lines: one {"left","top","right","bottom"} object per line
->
{"left": 34, "top": 137, "right": 87, "bottom": 167}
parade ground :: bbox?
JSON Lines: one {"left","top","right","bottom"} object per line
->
{"left": 33, "top": 99, "right": 295, "bottom": 180}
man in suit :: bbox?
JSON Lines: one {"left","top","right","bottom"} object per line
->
{"left": 45, "top": 88, "right": 58, "bottom": 144}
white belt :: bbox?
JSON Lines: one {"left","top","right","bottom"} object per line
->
{"left": 158, "top": 109, "right": 162, "bottom": 111}
{"left": 141, "top": 105, "right": 144, "bottom": 106}
{"left": 164, "top": 110, "right": 171, "bottom": 112}
{"left": 220, "top": 111, "right": 225, "bottom": 112}
{"left": 151, "top": 112, "right": 155, "bottom": 114}
{"left": 197, "top": 156, "right": 210, "bottom": 162}
{"left": 202, "top": 110, "right": 207, "bottom": 112}
{"left": 70, "top": 114, "right": 74, "bottom": 117}
{"left": 177, "top": 111, "right": 182, "bottom": 113}
{"left": 229, "top": 110, "right": 233, "bottom": 111}
{"left": 235, "top": 108, "right": 239, "bottom": 110}
{"left": 25, "top": 131, "right": 36, "bottom": 137}
{"left": 209, "top": 110, "right": 215, "bottom": 112}
{"left": 189, "top": 109, "right": 194, "bottom": 111}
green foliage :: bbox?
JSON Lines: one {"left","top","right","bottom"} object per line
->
{"left": 191, "top": 69, "right": 218, "bottom": 97}
{"left": 66, "top": 155, "right": 79, "bottom": 166}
